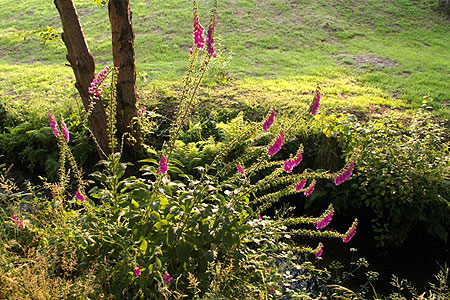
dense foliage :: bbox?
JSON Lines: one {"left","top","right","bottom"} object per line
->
{"left": 1, "top": 1, "right": 449, "bottom": 299}
{"left": 322, "top": 106, "right": 450, "bottom": 246}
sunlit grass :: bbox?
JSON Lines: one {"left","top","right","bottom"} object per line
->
{"left": 0, "top": 64, "right": 74, "bottom": 123}
{"left": 0, "top": 0, "right": 448, "bottom": 120}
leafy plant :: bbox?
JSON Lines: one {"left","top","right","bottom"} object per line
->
{"left": 322, "top": 108, "right": 450, "bottom": 246}
{"left": 388, "top": 264, "right": 449, "bottom": 300}
{"left": 0, "top": 2, "right": 362, "bottom": 299}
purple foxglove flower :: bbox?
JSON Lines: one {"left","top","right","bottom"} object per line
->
{"left": 343, "top": 219, "right": 358, "bottom": 243}
{"left": 133, "top": 266, "right": 141, "bottom": 277}
{"left": 344, "top": 170, "right": 351, "bottom": 178}
{"left": 293, "top": 152, "right": 303, "bottom": 166}
{"left": 268, "top": 131, "right": 284, "bottom": 157}
{"left": 348, "top": 161, "right": 355, "bottom": 173}
{"left": 315, "top": 245, "right": 323, "bottom": 258}
{"left": 284, "top": 152, "right": 303, "bottom": 173}
{"left": 310, "top": 89, "right": 321, "bottom": 116}
{"left": 193, "top": 10, "right": 205, "bottom": 49}
{"left": 269, "top": 288, "right": 275, "bottom": 295}
{"left": 89, "top": 66, "right": 109, "bottom": 100}
{"left": 163, "top": 272, "right": 173, "bottom": 285}
{"left": 316, "top": 206, "right": 334, "bottom": 229}
{"left": 263, "top": 109, "right": 276, "bottom": 131}
{"left": 157, "top": 156, "right": 168, "bottom": 174}
{"left": 334, "top": 161, "right": 355, "bottom": 186}
{"left": 75, "top": 190, "right": 85, "bottom": 202}
{"left": 61, "top": 119, "right": 69, "bottom": 143}
{"left": 283, "top": 160, "right": 295, "bottom": 173}
{"left": 296, "top": 179, "right": 307, "bottom": 191}
{"left": 304, "top": 181, "right": 316, "bottom": 196}
{"left": 334, "top": 174, "right": 342, "bottom": 185}
{"left": 206, "top": 14, "right": 216, "bottom": 57}
{"left": 48, "top": 112, "right": 59, "bottom": 137}
{"left": 11, "top": 214, "right": 24, "bottom": 229}
{"left": 258, "top": 215, "right": 262, "bottom": 220}
{"left": 237, "top": 164, "right": 244, "bottom": 175}
{"left": 343, "top": 228, "right": 356, "bottom": 243}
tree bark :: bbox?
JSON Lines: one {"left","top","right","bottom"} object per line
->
{"left": 54, "top": 0, "right": 110, "bottom": 157}
{"left": 108, "top": 0, "right": 139, "bottom": 142}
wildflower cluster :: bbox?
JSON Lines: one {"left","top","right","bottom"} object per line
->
{"left": 192, "top": 5, "right": 205, "bottom": 50}
{"left": 189, "top": 0, "right": 216, "bottom": 59}
{"left": 134, "top": 86, "right": 357, "bottom": 295}
{"left": 206, "top": 12, "right": 216, "bottom": 58}
{"left": 48, "top": 112, "right": 60, "bottom": 138}
{"left": 283, "top": 150, "right": 303, "bottom": 173}
{"left": 48, "top": 111, "right": 87, "bottom": 204}
{"left": 88, "top": 66, "right": 109, "bottom": 101}
{"left": 248, "top": 92, "right": 359, "bottom": 259}
{"left": 334, "top": 161, "right": 355, "bottom": 186}
{"left": 310, "top": 88, "right": 321, "bottom": 116}
{"left": 343, "top": 219, "right": 358, "bottom": 243}
{"left": 263, "top": 109, "right": 276, "bottom": 131}
{"left": 165, "top": 1, "right": 218, "bottom": 161}
{"left": 316, "top": 204, "right": 334, "bottom": 229}
{"left": 11, "top": 214, "right": 24, "bottom": 229}
{"left": 0, "top": 1, "right": 369, "bottom": 299}
{"left": 268, "top": 131, "right": 284, "bottom": 157}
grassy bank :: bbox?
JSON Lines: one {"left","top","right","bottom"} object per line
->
{"left": 0, "top": 0, "right": 448, "bottom": 121}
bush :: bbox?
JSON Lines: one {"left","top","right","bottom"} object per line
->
{"left": 323, "top": 109, "right": 450, "bottom": 246}
{"left": 0, "top": 111, "right": 96, "bottom": 180}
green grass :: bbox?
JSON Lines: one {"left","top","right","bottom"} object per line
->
{"left": 0, "top": 0, "right": 449, "bottom": 121}
{"left": 197, "top": 74, "right": 405, "bottom": 117}
{"left": 0, "top": 64, "right": 75, "bottom": 124}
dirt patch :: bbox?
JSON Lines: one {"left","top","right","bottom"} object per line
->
{"left": 342, "top": 103, "right": 405, "bottom": 122}
{"left": 76, "top": 7, "right": 90, "bottom": 18}
{"left": 442, "top": 100, "right": 450, "bottom": 107}
{"left": 353, "top": 56, "right": 398, "bottom": 68}
{"left": 335, "top": 53, "right": 399, "bottom": 69}
{"left": 401, "top": 71, "right": 411, "bottom": 78}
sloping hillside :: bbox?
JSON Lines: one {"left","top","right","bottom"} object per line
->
{"left": 0, "top": 0, "right": 449, "bottom": 117}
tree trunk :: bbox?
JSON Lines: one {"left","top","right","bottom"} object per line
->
{"left": 54, "top": 0, "right": 110, "bottom": 157}
{"left": 108, "top": 0, "right": 139, "bottom": 143}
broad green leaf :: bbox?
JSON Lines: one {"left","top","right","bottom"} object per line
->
{"left": 140, "top": 239, "right": 148, "bottom": 255}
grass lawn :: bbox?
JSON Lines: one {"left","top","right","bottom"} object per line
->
{"left": 0, "top": 0, "right": 449, "bottom": 122}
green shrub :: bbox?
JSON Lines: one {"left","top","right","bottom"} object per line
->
{"left": 323, "top": 109, "right": 450, "bottom": 246}
{"left": 0, "top": 112, "right": 96, "bottom": 180}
